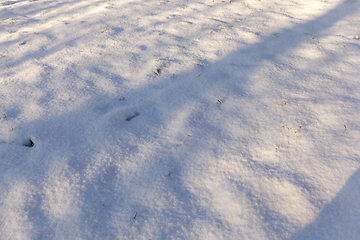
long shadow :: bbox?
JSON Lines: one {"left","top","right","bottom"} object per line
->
{"left": 211, "top": 0, "right": 359, "bottom": 78}
{"left": 289, "top": 167, "right": 360, "bottom": 240}
{"left": 119, "top": 1, "right": 360, "bottom": 238}
{"left": 120, "top": 0, "right": 360, "bottom": 117}
{"left": 1, "top": 0, "right": 359, "bottom": 239}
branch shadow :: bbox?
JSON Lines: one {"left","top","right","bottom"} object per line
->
{"left": 1, "top": 0, "right": 359, "bottom": 239}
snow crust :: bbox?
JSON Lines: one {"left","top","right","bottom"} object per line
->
{"left": 1, "top": 0, "right": 360, "bottom": 239}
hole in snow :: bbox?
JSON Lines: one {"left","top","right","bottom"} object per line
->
{"left": 154, "top": 68, "right": 161, "bottom": 75}
{"left": 23, "top": 139, "right": 34, "bottom": 147}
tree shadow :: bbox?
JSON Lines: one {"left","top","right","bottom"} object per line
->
{"left": 1, "top": 0, "right": 360, "bottom": 239}
{"left": 289, "top": 167, "right": 360, "bottom": 240}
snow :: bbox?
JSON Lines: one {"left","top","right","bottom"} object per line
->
{"left": 1, "top": 0, "right": 360, "bottom": 239}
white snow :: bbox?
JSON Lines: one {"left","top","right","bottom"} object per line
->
{"left": 1, "top": 0, "right": 360, "bottom": 239}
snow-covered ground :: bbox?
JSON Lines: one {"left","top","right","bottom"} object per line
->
{"left": 1, "top": 0, "right": 360, "bottom": 239}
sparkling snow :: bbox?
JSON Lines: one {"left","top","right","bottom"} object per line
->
{"left": 1, "top": 0, "right": 360, "bottom": 239}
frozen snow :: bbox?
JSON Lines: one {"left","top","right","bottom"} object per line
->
{"left": 1, "top": 0, "right": 360, "bottom": 239}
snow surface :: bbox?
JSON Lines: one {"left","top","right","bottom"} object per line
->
{"left": 1, "top": 0, "right": 360, "bottom": 239}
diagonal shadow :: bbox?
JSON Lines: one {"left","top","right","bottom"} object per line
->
{"left": 1, "top": 0, "right": 359, "bottom": 239}
{"left": 104, "top": 1, "right": 360, "bottom": 238}
{"left": 288, "top": 167, "right": 360, "bottom": 240}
